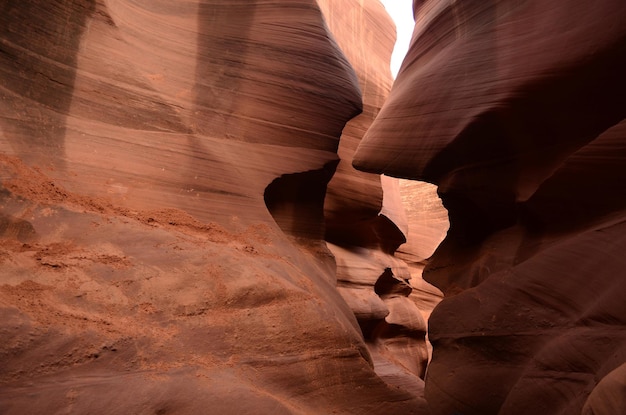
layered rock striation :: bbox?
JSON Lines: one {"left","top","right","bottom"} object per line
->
{"left": 354, "top": 1, "right": 626, "bottom": 414}
{"left": 0, "top": 1, "right": 440, "bottom": 414}
{"left": 320, "top": 0, "right": 448, "bottom": 397}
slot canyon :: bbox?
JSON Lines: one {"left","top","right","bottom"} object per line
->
{"left": 1, "top": 1, "right": 625, "bottom": 414}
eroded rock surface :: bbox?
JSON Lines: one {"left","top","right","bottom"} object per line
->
{"left": 0, "top": 1, "right": 432, "bottom": 414}
{"left": 320, "top": 0, "right": 448, "bottom": 400}
{"left": 354, "top": 1, "right": 626, "bottom": 414}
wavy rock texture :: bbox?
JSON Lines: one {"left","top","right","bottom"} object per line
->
{"left": 354, "top": 0, "right": 626, "bottom": 414}
{"left": 319, "top": 0, "right": 448, "bottom": 399}
{"left": 0, "top": 1, "right": 433, "bottom": 414}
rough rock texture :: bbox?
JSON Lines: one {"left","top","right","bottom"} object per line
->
{"left": 354, "top": 1, "right": 626, "bottom": 414}
{"left": 0, "top": 1, "right": 434, "bottom": 414}
{"left": 319, "top": 0, "right": 448, "bottom": 399}
{"left": 396, "top": 180, "right": 447, "bottom": 361}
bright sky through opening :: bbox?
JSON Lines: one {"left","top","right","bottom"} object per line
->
{"left": 380, "top": 0, "right": 415, "bottom": 78}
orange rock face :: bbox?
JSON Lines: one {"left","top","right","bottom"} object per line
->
{"left": 0, "top": 1, "right": 435, "bottom": 414}
{"left": 354, "top": 1, "right": 626, "bottom": 414}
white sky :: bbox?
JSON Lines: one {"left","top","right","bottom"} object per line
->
{"left": 380, "top": 0, "right": 415, "bottom": 77}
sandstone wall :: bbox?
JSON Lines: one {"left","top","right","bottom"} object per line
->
{"left": 0, "top": 1, "right": 437, "bottom": 413}
{"left": 354, "top": 1, "right": 626, "bottom": 413}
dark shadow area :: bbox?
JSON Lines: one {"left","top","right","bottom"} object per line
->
{"left": 264, "top": 160, "right": 338, "bottom": 240}
{"left": 0, "top": 0, "right": 96, "bottom": 169}
{"left": 423, "top": 37, "right": 626, "bottom": 293}
{"left": 424, "top": 35, "right": 626, "bottom": 237}
{"left": 326, "top": 213, "right": 407, "bottom": 254}
{"left": 193, "top": 1, "right": 257, "bottom": 138}
{"left": 374, "top": 268, "right": 412, "bottom": 298}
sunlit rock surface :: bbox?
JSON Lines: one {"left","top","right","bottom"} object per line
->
{"left": 354, "top": 0, "right": 626, "bottom": 414}
{"left": 0, "top": 1, "right": 432, "bottom": 413}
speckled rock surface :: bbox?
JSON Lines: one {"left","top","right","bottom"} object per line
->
{"left": 0, "top": 1, "right": 432, "bottom": 413}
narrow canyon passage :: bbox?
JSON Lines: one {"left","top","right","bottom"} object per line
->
{"left": 1, "top": 1, "right": 625, "bottom": 414}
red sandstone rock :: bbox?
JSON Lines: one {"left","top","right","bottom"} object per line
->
{"left": 320, "top": 0, "right": 448, "bottom": 399}
{"left": 353, "top": 0, "right": 626, "bottom": 414}
{"left": 583, "top": 363, "right": 626, "bottom": 415}
{"left": 0, "top": 1, "right": 431, "bottom": 414}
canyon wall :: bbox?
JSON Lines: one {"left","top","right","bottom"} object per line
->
{"left": 5, "top": 0, "right": 616, "bottom": 413}
{"left": 0, "top": 1, "right": 441, "bottom": 413}
{"left": 319, "top": 0, "right": 447, "bottom": 395}
{"left": 354, "top": 1, "right": 626, "bottom": 414}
